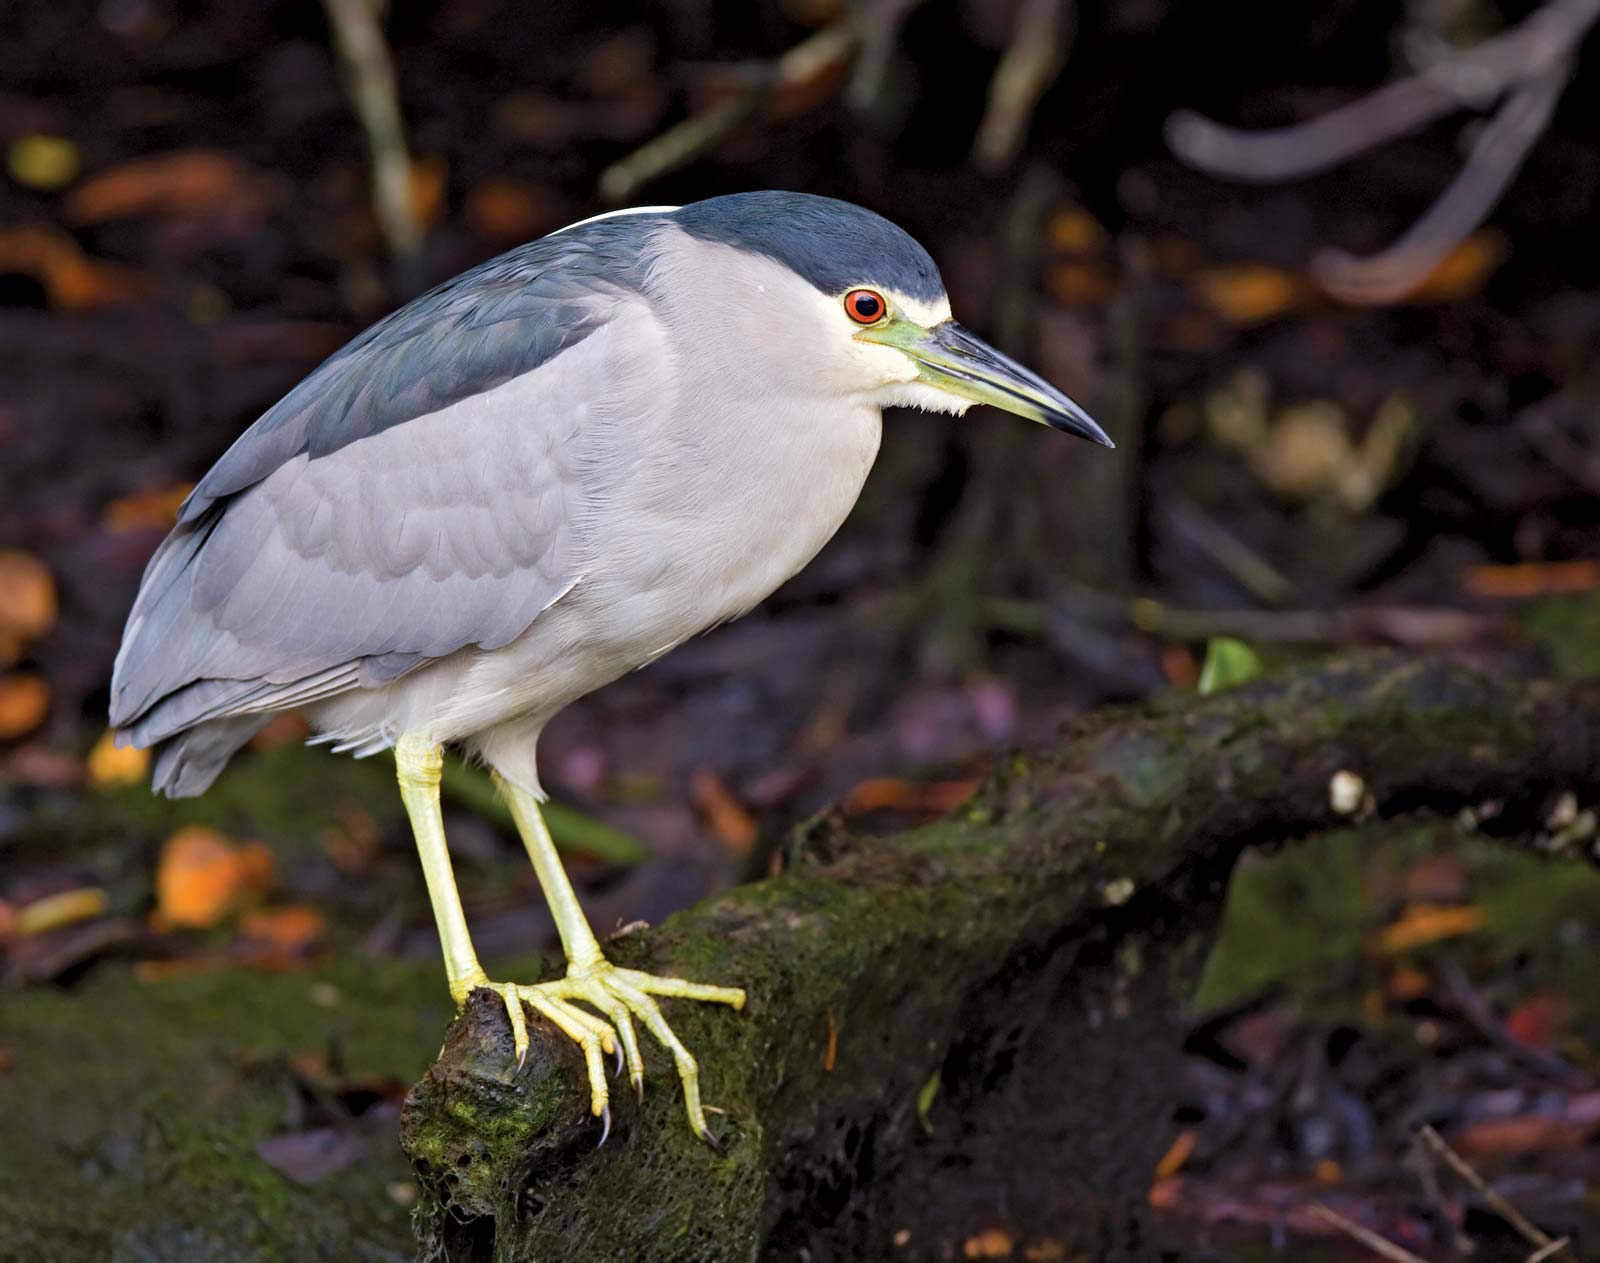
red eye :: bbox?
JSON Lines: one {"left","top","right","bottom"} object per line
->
{"left": 843, "top": 289, "right": 886, "bottom": 324}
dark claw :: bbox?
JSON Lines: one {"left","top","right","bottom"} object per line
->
{"left": 515, "top": 1045, "right": 528, "bottom": 1074}
{"left": 612, "top": 1043, "right": 624, "bottom": 1078}
{"left": 597, "top": 1104, "right": 612, "bottom": 1149}
{"left": 633, "top": 1076, "right": 644, "bottom": 1104}
{"left": 700, "top": 1123, "right": 724, "bottom": 1154}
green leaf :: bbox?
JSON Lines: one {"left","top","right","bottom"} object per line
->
{"left": 1197, "top": 636, "right": 1262, "bottom": 696}
{"left": 915, "top": 1069, "right": 940, "bottom": 1135}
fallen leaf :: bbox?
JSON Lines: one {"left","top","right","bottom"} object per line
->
{"left": 1048, "top": 206, "right": 1109, "bottom": 254}
{"left": 239, "top": 905, "right": 326, "bottom": 947}
{"left": 1153, "top": 1129, "right": 1196, "bottom": 1180}
{"left": 1193, "top": 263, "right": 1308, "bottom": 326}
{"left": 65, "top": 149, "right": 254, "bottom": 223}
{"left": 0, "top": 674, "right": 50, "bottom": 740}
{"left": 690, "top": 768, "right": 758, "bottom": 856}
{"left": 1407, "top": 232, "right": 1505, "bottom": 304}
{"left": 1375, "top": 902, "right": 1484, "bottom": 954}
{"left": 0, "top": 1047, "right": 12, "bottom": 1072}
{"left": 15, "top": 887, "right": 109, "bottom": 936}
{"left": 6, "top": 135, "right": 79, "bottom": 190}
{"left": 1047, "top": 261, "right": 1118, "bottom": 306}
{"left": 154, "top": 826, "right": 275, "bottom": 929}
{"left": 1386, "top": 963, "right": 1430, "bottom": 1000}
{"left": 1197, "top": 637, "right": 1261, "bottom": 696}
{"left": 841, "top": 776, "right": 980, "bottom": 816}
{"left": 87, "top": 729, "right": 150, "bottom": 786}
{"left": 101, "top": 482, "right": 193, "bottom": 533}
{"left": 963, "top": 1226, "right": 1015, "bottom": 1259}
{"left": 1461, "top": 559, "right": 1600, "bottom": 599}
{"left": 465, "top": 177, "right": 553, "bottom": 242}
{"left": 409, "top": 154, "right": 448, "bottom": 231}
{"left": 0, "top": 550, "right": 57, "bottom": 651}
{"left": 1504, "top": 991, "right": 1571, "bottom": 1053}
{"left": 0, "top": 225, "right": 143, "bottom": 309}
{"left": 822, "top": 1008, "right": 838, "bottom": 1071}
{"left": 1452, "top": 1099, "right": 1600, "bottom": 1156}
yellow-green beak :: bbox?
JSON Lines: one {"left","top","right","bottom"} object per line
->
{"left": 861, "top": 319, "right": 1113, "bottom": 447}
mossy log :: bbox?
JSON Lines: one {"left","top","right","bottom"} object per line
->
{"left": 401, "top": 654, "right": 1600, "bottom": 1263}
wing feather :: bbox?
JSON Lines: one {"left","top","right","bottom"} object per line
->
{"left": 111, "top": 290, "right": 654, "bottom": 747}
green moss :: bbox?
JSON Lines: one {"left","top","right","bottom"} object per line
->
{"left": 0, "top": 956, "right": 444, "bottom": 1262}
{"left": 1524, "top": 591, "right": 1600, "bottom": 679}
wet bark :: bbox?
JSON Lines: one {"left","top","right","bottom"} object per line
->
{"left": 400, "top": 653, "right": 1600, "bottom": 1263}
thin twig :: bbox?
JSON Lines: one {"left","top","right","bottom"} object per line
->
{"left": 1309, "top": 1203, "right": 1432, "bottom": 1263}
{"left": 1164, "top": 0, "right": 1599, "bottom": 304}
{"left": 972, "top": 0, "right": 1076, "bottom": 173}
{"left": 599, "top": 21, "right": 860, "bottom": 203}
{"left": 1527, "top": 1240, "right": 1574, "bottom": 1263}
{"left": 1419, "top": 1126, "right": 1567, "bottom": 1255}
{"left": 1411, "top": 1130, "right": 1474, "bottom": 1260}
{"left": 1314, "top": 65, "right": 1570, "bottom": 303}
{"left": 321, "top": 0, "right": 422, "bottom": 263}
{"left": 847, "top": 0, "right": 923, "bottom": 113}
{"left": 1165, "top": 0, "right": 1599, "bottom": 180}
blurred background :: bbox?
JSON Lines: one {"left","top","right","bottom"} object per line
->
{"left": 3, "top": 0, "right": 1600, "bottom": 1259}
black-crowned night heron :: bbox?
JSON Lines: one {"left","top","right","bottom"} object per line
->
{"left": 110, "top": 191, "right": 1111, "bottom": 1143}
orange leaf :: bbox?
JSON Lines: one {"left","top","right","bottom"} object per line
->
{"left": 154, "top": 826, "right": 275, "bottom": 929}
{"left": 690, "top": 769, "right": 758, "bottom": 856}
{"left": 0, "top": 225, "right": 143, "bottom": 309}
{"left": 1375, "top": 902, "right": 1484, "bottom": 954}
{"left": 466, "top": 177, "right": 552, "bottom": 242}
{"left": 237, "top": 905, "right": 329, "bottom": 970}
{"left": 1047, "top": 206, "right": 1109, "bottom": 254}
{"left": 842, "top": 776, "right": 981, "bottom": 816}
{"left": 0, "top": 674, "right": 50, "bottom": 740}
{"left": 87, "top": 729, "right": 150, "bottom": 786}
{"left": 1193, "top": 264, "right": 1308, "bottom": 326}
{"left": 1407, "top": 232, "right": 1505, "bottom": 304}
{"left": 1460, "top": 559, "right": 1600, "bottom": 599}
{"left": 962, "top": 1227, "right": 1016, "bottom": 1260}
{"left": 0, "top": 550, "right": 57, "bottom": 647}
{"left": 65, "top": 150, "right": 253, "bottom": 223}
{"left": 102, "top": 482, "right": 193, "bottom": 534}
{"left": 239, "top": 905, "right": 327, "bottom": 950}
{"left": 409, "top": 154, "right": 448, "bottom": 232}
{"left": 1153, "top": 1129, "right": 1196, "bottom": 1180}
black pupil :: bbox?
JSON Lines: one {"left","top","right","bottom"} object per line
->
{"left": 853, "top": 293, "right": 881, "bottom": 319}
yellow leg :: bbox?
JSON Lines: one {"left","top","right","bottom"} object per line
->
{"left": 396, "top": 733, "right": 619, "bottom": 1132}
{"left": 497, "top": 773, "right": 746, "bottom": 1142}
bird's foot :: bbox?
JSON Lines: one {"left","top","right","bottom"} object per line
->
{"left": 459, "top": 961, "right": 745, "bottom": 1144}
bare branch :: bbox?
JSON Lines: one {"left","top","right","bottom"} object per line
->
{"left": 1165, "top": 0, "right": 1598, "bottom": 305}
{"left": 1314, "top": 65, "right": 1569, "bottom": 304}
{"left": 1166, "top": 0, "right": 1599, "bottom": 181}
{"left": 598, "top": 21, "right": 860, "bottom": 204}
{"left": 1419, "top": 1125, "right": 1572, "bottom": 1257}
{"left": 1309, "top": 1204, "right": 1432, "bottom": 1263}
{"left": 321, "top": 0, "right": 422, "bottom": 262}
{"left": 971, "top": 0, "right": 1077, "bottom": 173}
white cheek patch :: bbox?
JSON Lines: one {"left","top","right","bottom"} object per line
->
{"left": 888, "top": 291, "right": 953, "bottom": 328}
{"left": 869, "top": 381, "right": 974, "bottom": 416}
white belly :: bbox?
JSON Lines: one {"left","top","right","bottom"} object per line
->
{"left": 307, "top": 393, "right": 883, "bottom": 788}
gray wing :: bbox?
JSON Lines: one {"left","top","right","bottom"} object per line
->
{"left": 110, "top": 221, "right": 660, "bottom": 748}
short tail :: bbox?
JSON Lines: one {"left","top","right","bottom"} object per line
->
{"left": 148, "top": 716, "right": 270, "bottom": 798}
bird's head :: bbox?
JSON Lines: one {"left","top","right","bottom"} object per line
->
{"left": 659, "top": 191, "right": 1113, "bottom": 447}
